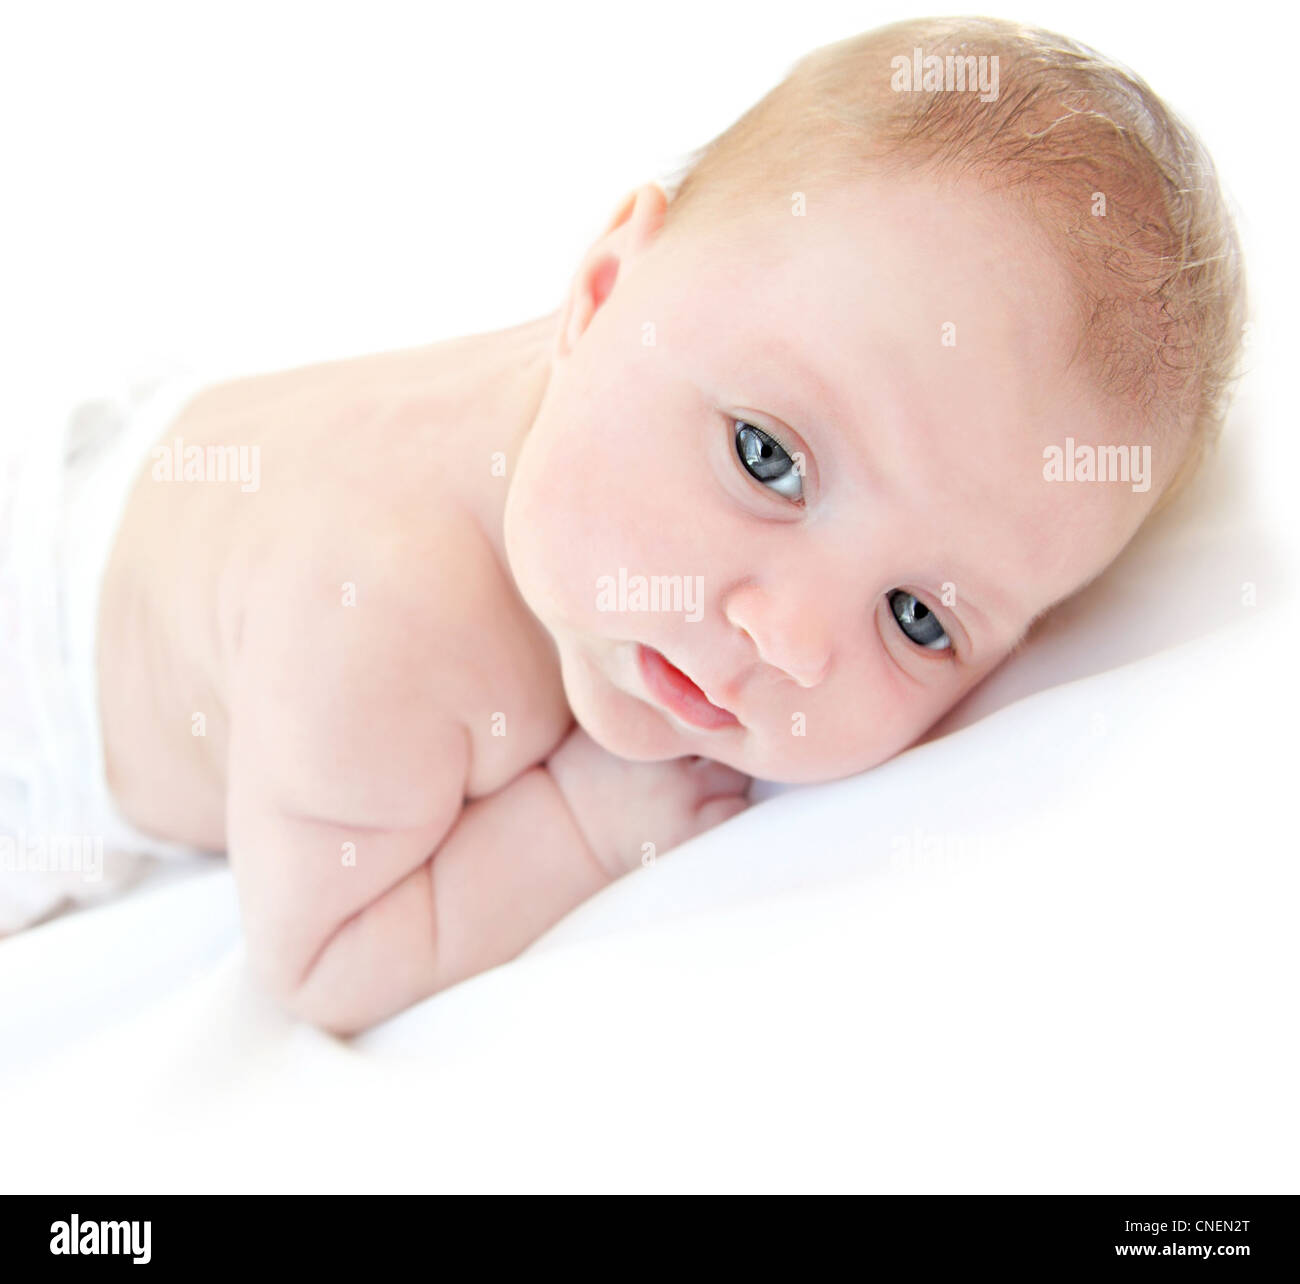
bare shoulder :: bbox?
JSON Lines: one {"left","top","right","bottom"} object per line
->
{"left": 213, "top": 324, "right": 569, "bottom": 823}
{"left": 228, "top": 491, "right": 567, "bottom": 829}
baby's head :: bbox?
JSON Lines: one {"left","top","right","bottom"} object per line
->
{"left": 503, "top": 15, "right": 1247, "bottom": 784}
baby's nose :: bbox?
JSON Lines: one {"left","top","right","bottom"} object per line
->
{"left": 723, "top": 581, "right": 832, "bottom": 689}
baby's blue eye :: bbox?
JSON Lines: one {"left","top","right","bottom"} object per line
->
{"left": 888, "top": 591, "right": 951, "bottom": 651}
{"left": 735, "top": 420, "right": 802, "bottom": 501}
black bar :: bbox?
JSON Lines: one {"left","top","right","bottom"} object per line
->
{"left": 2, "top": 1194, "right": 1293, "bottom": 1270}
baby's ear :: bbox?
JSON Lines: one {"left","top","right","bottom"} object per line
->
{"left": 601, "top": 188, "right": 640, "bottom": 236}
{"left": 601, "top": 182, "right": 667, "bottom": 240}
{"left": 555, "top": 183, "right": 667, "bottom": 360}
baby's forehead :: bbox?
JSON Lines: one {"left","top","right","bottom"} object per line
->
{"left": 679, "top": 169, "right": 1057, "bottom": 262}
{"left": 664, "top": 185, "right": 1084, "bottom": 433}
{"left": 673, "top": 174, "right": 1078, "bottom": 343}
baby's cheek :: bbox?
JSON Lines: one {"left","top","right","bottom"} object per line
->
{"left": 783, "top": 663, "right": 948, "bottom": 780}
{"left": 511, "top": 473, "right": 647, "bottom": 627}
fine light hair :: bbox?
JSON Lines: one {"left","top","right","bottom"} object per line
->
{"left": 661, "top": 16, "right": 1249, "bottom": 514}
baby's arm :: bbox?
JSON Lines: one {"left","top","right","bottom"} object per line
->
{"left": 224, "top": 567, "right": 607, "bottom": 1033}
{"left": 232, "top": 728, "right": 746, "bottom": 1035}
{"left": 226, "top": 571, "right": 749, "bottom": 1035}
{"left": 230, "top": 750, "right": 609, "bottom": 1034}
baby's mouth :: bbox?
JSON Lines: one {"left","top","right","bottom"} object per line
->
{"left": 636, "top": 644, "right": 739, "bottom": 731}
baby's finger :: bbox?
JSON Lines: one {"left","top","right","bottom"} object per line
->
{"left": 695, "top": 794, "right": 751, "bottom": 828}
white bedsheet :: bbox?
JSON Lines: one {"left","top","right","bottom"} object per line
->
{"left": 1, "top": 445, "right": 1294, "bottom": 1190}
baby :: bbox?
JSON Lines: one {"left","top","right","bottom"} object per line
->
{"left": 22, "top": 17, "right": 1249, "bottom": 1032}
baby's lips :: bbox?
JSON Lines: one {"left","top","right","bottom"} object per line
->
{"left": 637, "top": 644, "right": 740, "bottom": 730}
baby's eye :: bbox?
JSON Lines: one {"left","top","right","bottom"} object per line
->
{"left": 888, "top": 590, "right": 951, "bottom": 651}
{"left": 734, "top": 420, "right": 803, "bottom": 501}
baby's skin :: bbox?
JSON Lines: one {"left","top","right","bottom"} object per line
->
{"left": 98, "top": 175, "right": 1160, "bottom": 1033}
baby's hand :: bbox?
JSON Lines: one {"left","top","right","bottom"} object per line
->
{"left": 547, "top": 725, "right": 751, "bottom": 878}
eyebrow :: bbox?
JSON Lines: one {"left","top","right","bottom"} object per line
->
{"left": 751, "top": 337, "right": 854, "bottom": 437}
{"left": 942, "top": 576, "right": 1031, "bottom": 654}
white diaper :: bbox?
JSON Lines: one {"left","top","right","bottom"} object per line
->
{"left": 0, "top": 362, "right": 217, "bottom": 933}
